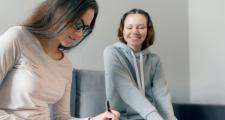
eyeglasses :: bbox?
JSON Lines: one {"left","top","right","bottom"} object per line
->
{"left": 70, "top": 19, "right": 92, "bottom": 47}
{"left": 73, "top": 19, "right": 92, "bottom": 38}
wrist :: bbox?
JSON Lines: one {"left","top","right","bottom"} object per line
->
{"left": 88, "top": 117, "right": 93, "bottom": 120}
{"left": 87, "top": 117, "right": 91, "bottom": 120}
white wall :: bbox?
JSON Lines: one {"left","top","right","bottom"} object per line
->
{"left": 0, "top": 0, "right": 43, "bottom": 33}
{"left": 189, "top": 0, "right": 225, "bottom": 104}
{"left": 0, "top": 0, "right": 189, "bottom": 103}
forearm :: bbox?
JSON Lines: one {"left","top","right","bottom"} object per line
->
{"left": 152, "top": 59, "right": 176, "bottom": 120}
{"left": 154, "top": 91, "right": 176, "bottom": 120}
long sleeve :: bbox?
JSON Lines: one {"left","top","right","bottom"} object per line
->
{"left": 151, "top": 58, "right": 177, "bottom": 120}
{"left": 104, "top": 47, "right": 163, "bottom": 120}
{"left": 0, "top": 27, "right": 22, "bottom": 85}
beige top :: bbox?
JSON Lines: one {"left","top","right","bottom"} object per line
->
{"left": 0, "top": 26, "right": 80, "bottom": 120}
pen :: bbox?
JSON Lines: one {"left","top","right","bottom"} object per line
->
{"left": 106, "top": 100, "right": 111, "bottom": 112}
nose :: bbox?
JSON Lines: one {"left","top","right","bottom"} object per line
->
{"left": 71, "top": 29, "right": 83, "bottom": 39}
{"left": 131, "top": 28, "right": 140, "bottom": 34}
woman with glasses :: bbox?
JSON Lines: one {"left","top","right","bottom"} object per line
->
{"left": 104, "top": 9, "right": 177, "bottom": 120}
{"left": 0, "top": 0, "right": 120, "bottom": 120}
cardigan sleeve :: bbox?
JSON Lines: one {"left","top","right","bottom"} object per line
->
{"left": 151, "top": 56, "right": 177, "bottom": 120}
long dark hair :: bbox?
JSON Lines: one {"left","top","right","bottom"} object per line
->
{"left": 23, "top": 0, "right": 98, "bottom": 49}
{"left": 117, "top": 8, "right": 155, "bottom": 50}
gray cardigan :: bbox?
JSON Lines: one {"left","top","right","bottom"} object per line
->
{"left": 103, "top": 42, "right": 177, "bottom": 120}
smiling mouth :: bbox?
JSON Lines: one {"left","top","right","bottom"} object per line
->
{"left": 130, "top": 37, "right": 142, "bottom": 40}
{"left": 129, "top": 35, "right": 141, "bottom": 38}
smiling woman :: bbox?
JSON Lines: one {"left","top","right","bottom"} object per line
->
{"left": 104, "top": 8, "right": 177, "bottom": 120}
{"left": 0, "top": 0, "right": 120, "bottom": 120}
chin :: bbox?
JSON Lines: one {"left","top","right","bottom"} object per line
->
{"left": 61, "top": 43, "right": 71, "bottom": 48}
{"left": 130, "top": 42, "right": 142, "bottom": 46}
{"left": 58, "top": 44, "right": 73, "bottom": 51}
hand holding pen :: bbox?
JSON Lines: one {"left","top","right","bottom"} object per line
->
{"left": 105, "top": 100, "right": 120, "bottom": 120}
{"left": 89, "top": 100, "right": 120, "bottom": 120}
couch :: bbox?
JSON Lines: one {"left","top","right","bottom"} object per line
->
{"left": 70, "top": 69, "right": 225, "bottom": 120}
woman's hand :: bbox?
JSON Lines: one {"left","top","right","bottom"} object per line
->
{"left": 91, "top": 110, "right": 120, "bottom": 120}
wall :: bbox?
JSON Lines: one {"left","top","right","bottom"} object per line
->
{"left": 0, "top": 0, "right": 43, "bottom": 33}
{"left": 189, "top": 0, "right": 225, "bottom": 104}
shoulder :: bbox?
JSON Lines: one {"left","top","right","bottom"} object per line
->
{"left": 104, "top": 44, "right": 119, "bottom": 53}
{"left": 148, "top": 52, "right": 161, "bottom": 64}
{"left": 103, "top": 44, "right": 124, "bottom": 65}
{"left": 0, "top": 26, "right": 26, "bottom": 44}
{"left": 103, "top": 44, "right": 121, "bottom": 58}
{"left": 0, "top": 26, "right": 26, "bottom": 50}
{"left": 1, "top": 26, "right": 24, "bottom": 37}
{"left": 104, "top": 42, "right": 127, "bottom": 55}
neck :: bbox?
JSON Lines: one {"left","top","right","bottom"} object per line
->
{"left": 38, "top": 38, "right": 64, "bottom": 60}
{"left": 129, "top": 45, "right": 142, "bottom": 53}
{"left": 133, "top": 48, "right": 141, "bottom": 53}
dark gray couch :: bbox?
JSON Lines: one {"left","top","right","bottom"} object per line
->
{"left": 70, "top": 69, "right": 225, "bottom": 120}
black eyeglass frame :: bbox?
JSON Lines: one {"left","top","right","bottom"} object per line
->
{"left": 73, "top": 19, "right": 92, "bottom": 37}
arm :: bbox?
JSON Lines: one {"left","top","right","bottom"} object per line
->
{"left": 151, "top": 57, "right": 177, "bottom": 120}
{"left": 0, "top": 27, "right": 22, "bottom": 85}
{"left": 104, "top": 47, "right": 163, "bottom": 120}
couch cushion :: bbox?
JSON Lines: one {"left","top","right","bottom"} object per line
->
{"left": 173, "top": 103, "right": 225, "bottom": 120}
{"left": 71, "top": 69, "right": 106, "bottom": 118}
